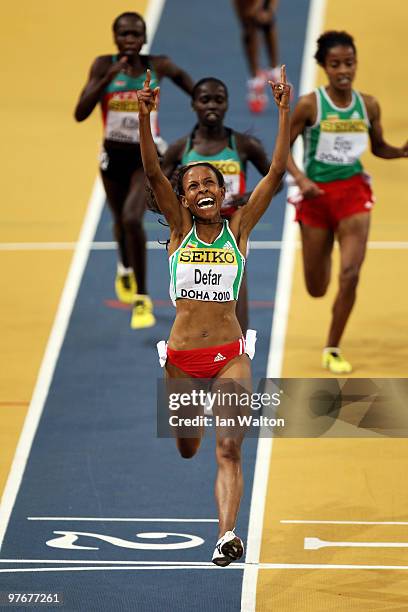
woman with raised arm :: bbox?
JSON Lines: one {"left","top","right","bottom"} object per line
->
{"left": 160, "top": 76, "right": 275, "bottom": 334}
{"left": 137, "top": 68, "right": 290, "bottom": 566}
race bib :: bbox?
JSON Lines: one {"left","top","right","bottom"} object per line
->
{"left": 105, "top": 92, "right": 159, "bottom": 143}
{"left": 315, "top": 119, "right": 368, "bottom": 165}
{"left": 175, "top": 248, "right": 237, "bottom": 302}
{"left": 223, "top": 174, "right": 241, "bottom": 200}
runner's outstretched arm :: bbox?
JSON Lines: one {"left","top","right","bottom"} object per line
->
{"left": 364, "top": 95, "right": 408, "bottom": 159}
{"left": 286, "top": 94, "right": 324, "bottom": 198}
{"left": 155, "top": 56, "right": 194, "bottom": 95}
{"left": 137, "top": 71, "right": 187, "bottom": 233}
{"left": 74, "top": 56, "right": 129, "bottom": 121}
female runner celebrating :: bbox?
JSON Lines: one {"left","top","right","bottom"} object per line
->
{"left": 137, "top": 68, "right": 290, "bottom": 566}
{"left": 288, "top": 31, "right": 408, "bottom": 373}
{"left": 160, "top": 76, "right": 273, "bottom": 333}
{"left": 74, "top": 12, "right": 193, "bottom": 328}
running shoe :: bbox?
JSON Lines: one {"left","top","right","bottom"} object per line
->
{"left": 212, "top": 530, "right": 244, "bottom": 567}
{"left": 247, "top": 76, "right": 268, "bottom": 114}
{"left": 322, "top": 348, "right": 352, "bottom": 374}
{"left": 115, "top": 266, "right": 137, "bottom": 304}
{"left": 131, "top": 294, "right": 156, "bottom": 329}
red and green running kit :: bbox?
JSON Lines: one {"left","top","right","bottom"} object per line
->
{"left": 101, "top": 56, "right": 160, "bottom": 145}
{"left": 304, "top": 86, "right": 369, "bottom": 182}
{"left": 181, "top": 129, "right": 246, "bottom": 218}
{"left": 294, "top": 87, "right": 374, "bottom": 229}
{"left": 169, "top": 220, "right": 245, "bottom": 305}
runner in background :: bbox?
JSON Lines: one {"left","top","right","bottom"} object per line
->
{"left": 233, "top": 0, "right": 281, "bottom": 113}
{"left": 160, "top": 77, "right": 274, "bottom": 333}
{"left": 288, "top": 30, "right": 408, "bottom": 373}
{"left": 74, "top": 12, "right": 193, "bottom": 328}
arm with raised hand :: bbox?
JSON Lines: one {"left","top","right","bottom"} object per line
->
{"left": 137, "top": 70, "right": 185, "bottom": 231}
{"left": 146, "top": 137, "right": 186, "bottom": 214}
{"left": 364, "top": 95, "right": 408, "bottom": 159}
{"left": 286, "top": 94, "right": 324, "bottom": 198}
{"left": 154, "top": 56, "right": 194, "bottom": 95}
{"left": 74, "top": 55, "right": 130, "bottom": 121}
{"left": 235, "top": 65, "right": 290, "bottom": 239}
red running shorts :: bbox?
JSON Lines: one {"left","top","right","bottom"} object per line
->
{"left": 291, "top": 173, "right": 375, "bottom": 230}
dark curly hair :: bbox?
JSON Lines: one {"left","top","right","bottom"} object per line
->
{"left": 192, "top": 78, "right": 228, "bottom": 101}
{"left": 112, "top": 12, "right": 146, "bottom": 34}
{"left": 145, "top": 162, "right": 225, "bottom": 214}
{"left": 314, "top": 31, "right": 356, "bottom": 66}
{"left": 175, "top": 162, "right": 225, "bottom": 196}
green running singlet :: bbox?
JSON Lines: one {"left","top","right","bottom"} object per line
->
{"left": 169, "top": 219, "right": 245, "bottom": 305}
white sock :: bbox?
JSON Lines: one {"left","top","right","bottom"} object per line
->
{"left": 117, "top": 262, "right": 132, "bottom": 276}
{"left": 323, "top": 346, "right": 340, "bottom": 355}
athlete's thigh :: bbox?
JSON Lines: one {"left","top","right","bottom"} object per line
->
{"left": 336, "top": 212, "right": 370, "bottom": 270}
{"left": 164, "top": 365, "right": 205, "bottom": 442}
{"left": 101, "top": 174, "right": 129, "bottom": 219}
{"left": 216, "top": 353, "right": 251, "bottom": 380}
{"left": 300, "top": 223, "right": 334, "bottom": 274}
{"left": 212, "top": 355, "right": 251, "bottom": 443}
{"left": 233, "top": 0, "right": 249, "bottom": 19}
{"left": 123, "top": 166, "right": 148, "bottom": 222}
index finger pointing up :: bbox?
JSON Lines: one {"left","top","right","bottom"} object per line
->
{"left": 280, "top": 64, "right": 287, "bottom": 84}
{"left": 144, "top": 68, "right": 151, "bottom": 89}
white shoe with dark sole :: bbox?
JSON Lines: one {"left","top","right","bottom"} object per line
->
{"left": 212, "top": 531, "right": 244, "bottom": 567}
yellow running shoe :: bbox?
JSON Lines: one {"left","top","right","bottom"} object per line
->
{"left": 115, "top": 268, "right": 137, "bottom": 304}
{"left": 131, "top": 294, "right": 156, "bottom": 329}
{"left": 322, "top": 348, "right": 352, "bottom": 374}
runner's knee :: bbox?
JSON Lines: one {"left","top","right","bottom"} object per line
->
{"left": 122, "top": 210, "right": 144, "bottom": 232}
{"left": 176, "top": 439, "right": 200, "bottom": 459}
{"left": 216, "top": 438, "right": 241, "bottom": 464}
{"left": 339, "top": 265, "right": 360, "bottom": 292}
{"left": 305, "top": 275, "right": 329, "bottom": 298}
{"left": 242, "top": 21, "right": 255, "bottom": 42}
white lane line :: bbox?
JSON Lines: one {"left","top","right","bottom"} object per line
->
{"left": 143, "top": 0, "right": 167, "bottom": 45}
{"left": 1, "top": 240, "right": 407, "bottom": 251}
{"left": 240, "top": 1, "right": 328, "bottom": 610}
{"left": 2, "top": 562, "right": 408, "bottom": 574}
{"left": 0, "top": 0, "right": 164, "bottom": 552}
{"left": 27, "top": 517, "right": 218, "bottom": 522}
{"left": 305, "top": 537, "right": 408, "bottom": 550}
{"left": 282, "top": 520, "right": 408, "bottom": 526}
{"left": 0, "top": 566, "right": 238, "bottom": 573}
{"left": 4, "top": 558, "right": 408, "bottom": 567}
{"left": 0, "top": 177, "right": 104, "bottom": 551}
{"left": 0, "top": 242, "right": 77, "bottom": 250}
{"left": 0, "top": 559, "right": 220, "bottom": 565}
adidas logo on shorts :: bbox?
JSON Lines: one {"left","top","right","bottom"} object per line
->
{"left": 214, "top": 353, "right": 226, "bottom": 362}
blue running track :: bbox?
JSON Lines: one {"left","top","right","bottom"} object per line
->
{"left": 1, "top": 1, "right": 310, "bottom": 610}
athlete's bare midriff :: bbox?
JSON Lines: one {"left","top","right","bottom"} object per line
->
{"left": 168, "top": 300, "right": 242, "bottom": 350}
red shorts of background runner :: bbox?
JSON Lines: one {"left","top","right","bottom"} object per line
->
{"left": 167, "top": 337, "right": 246, "bottom": 378}
{"left": 293, "top": 173, "right": 374, "bottom": 230}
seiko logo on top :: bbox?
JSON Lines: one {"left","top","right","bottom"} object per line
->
{"left": 178, "top": 249, "right": 237, "bottom": 265}
{"left": 320, "top": 118, "right": 366, "bottom": 133}
{"left": 189, "top": 159, "right": 240, "bottom": 175}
